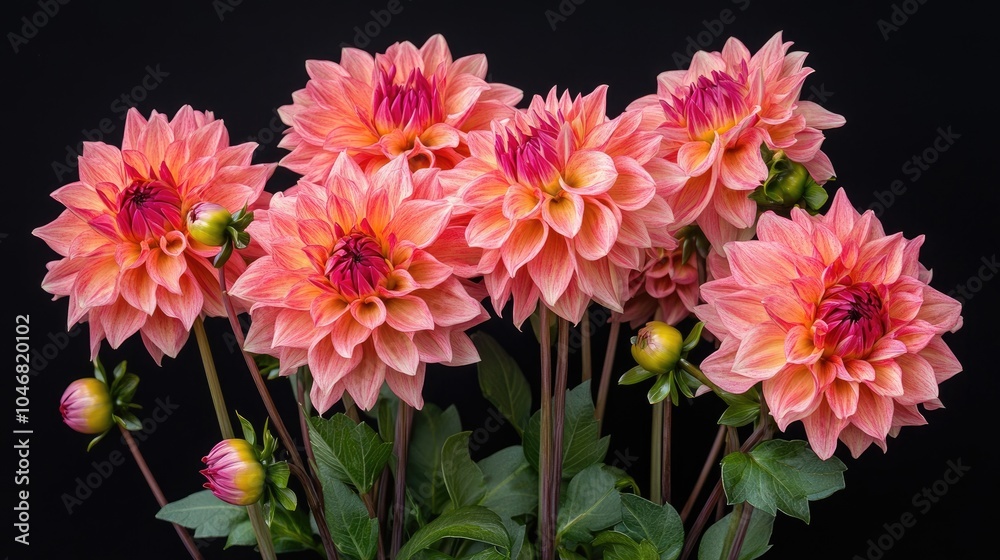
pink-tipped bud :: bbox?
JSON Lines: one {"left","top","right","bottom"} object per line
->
{"left": 59, "top": 378, "right": 114, "bottom": 434}
{"left": 200, "top": 439, "right": 265, "bottom": 506}
{"left": 186, "top": 202, "right": 233, "bottom": 247}
{"left": 631, "top": 321, "right": 683, "bottom": 375}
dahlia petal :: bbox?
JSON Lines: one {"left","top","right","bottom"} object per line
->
{"left": 576, "top": 258, "right": 627, "bottom": 313}
{"left": 274, "top": 309, "right": 322, "bottom": 348}
{"left": 575, "top": 199, "right": 619, "bottom": 261}
{"left": 677, "top": 140, "right": 717, "bottom": 177}
{"left": 868, "top": 359, "right": 904, "bottom": 397}
{"left": 701, "top": 337, "right": 758, "bottom": 393}
{"left": 712, "top": 287, "right": 771, "bottom": 339}
{"left": 139, "top": 311, "right": 189, "bottom": 360}
{"left": 350, "top": 297, "right": 387, "bottom": 330}
{"left": 784, "top": 325, "right": 821, "bottom": 364}
{"left": 919, "top": 336, "right": 962, "bottom": 383}
{"left": 501, "top": 220, "right": 547, "bottom": 276}
{"left": 73, "top": 258, "right": 121, "bottom": 309}
{"left": 894, "top": 320, "right": 937, "bottom": 353}
{"left": 385, "top": 364, "right": 426, "bottom": 410}
{"left": 917, "top": 285, "right": 963, "bottom": 332}
{"left": 844, "top": 359, "right": 876, "bottom": 382}
{"left": 309, "top": 294, "right": 349, "bottom": 328}
{"left": 852, "top": 386, "right": 894, "bottom": 440}
{"left": 330, "top": 316, "right": 371, "bottom": 358}
{"left": 720, "top": 130, "right": 768, "bottom": 190}
{"left": 419, "top": 279, "right": 483, "bottom": 327}
{"left": 138, "top": 114, "right": 174, "bottom": 168}
{"left": 562, "top": 150, "right": 618, "bottom": 195}
{"left": 795, "top": 101, "right": 846, "bottom": 130}
{"left": 895, "top": 353, "right": 938, "bottom": 406}
{"left": 663, "top": 170, "right": 715, "bottom": 228}
{"left": 825, "top": 379, "right": 859, "bottom": 419}
{"left": 725, "top": 241, "right": 800, "bottom": 287}
{"left": 466, "top": 204, "right": 513, "bottom": 249}
{"left": 309, "top": 337, "right": 361, "bottom": 390}
{"left": 868, "top": 338, "right": 908, "bottom": 362}
{"left": 146, "top": 249, "right": 186, "bottom": 295}
{"left": 444, "top": 332, "right": 481, "bottom": 366}
{"left": 389, "top": 199, "right": 453, "bottom": 248}
{"left": 801, "top": 400, "right": 847, "bottom": 460}
{"left": 605, "top": 157, "right": 657, "bottom": 211}
{"left": 527, "top": 234, "right": 575, "bottom": 308}
{"left": 373, "top": 327, "right": 419, "bottom": 375}
{"left": 823, "top": 189, "right": 861, "bottom": 239}
{"left": 341, "top": 354, "right": 386, "bottom": 411}
{"left": 79, "top": 143, "right": 125, "bottom": 186}
{"left": 100, "top": 298, "right": 148, "bottom": 349}
{"left": 384, "top": 296, "right": 435, "bottom": 332}
{"left": 763, "top": 294, "right": 810, "bottom": 331}
{"left": 543, "top": 192, "right": 585, "bottom": 238}
{"left": 763, "top": 364, "right": 819, "bottom": 430}
{"left": 157, "top": 276, "right": 204, "bottom": 330}
{"left": 412, "top": 328, "right": 453, "bottom": 363}
{"left": 838, "top": 424, "right": 880, "bottom": 459}
{"left": 733, "top": 323, "right": 787, "bottom": 379}
{"left": 310, "top": 380, "right": 346, "bottom": 416}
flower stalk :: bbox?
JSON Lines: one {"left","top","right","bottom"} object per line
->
{"left": 538, "top": 305, "right": 555, "bottom": 560}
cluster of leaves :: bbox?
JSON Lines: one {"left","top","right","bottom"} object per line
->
{"left": 155, "top": 331, "right": 847, "bottom": 559}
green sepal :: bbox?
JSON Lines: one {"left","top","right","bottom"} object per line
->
{"left": 86, "top": 430, "right": 109, "bottom": 452}
{"left": 114, "top": 411, "right": 142, "bottom": 432}
{"left": 267, "top": 461, "right": 290, "bottom": 489}
{"left": 110, "top": 372, "right": 140, "bottom": 406}
{"left": 647, "top": 372, "right": 673, "bottom": 405}
{"left": 112, "top": 360, "right": 128, "bottom": 380}
{"left": 92, "top": 357, "right": 108, "bottom": 385}
{"left": 271, "top": 486, "right": 297, "bottom": 512}
{"left": 237, "top": 412, "right": 257, "bottom": 448}
{"left": 618, "top": 365, "right": 657, "bottom": 386}
{"left": 682, "top": 322, "right": 704, "bottom": 353}
{"left": 212, "top": 242, "right": 234, "bottom": 268}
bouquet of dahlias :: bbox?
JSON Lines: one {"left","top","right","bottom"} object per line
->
{"left": 36, "top": 32, "right": 962, "bottom": 560}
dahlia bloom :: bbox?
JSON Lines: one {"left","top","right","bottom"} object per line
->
{"left": 59, "top": 378, "right": 114, "bottom": 435}
{"left": 694, "top": 189, "right": 962, "bottom": 459}
{"left": 619, "top": 243, "right": 701, "bottom": 328}
{"left": 230, "top": 154, "right": 486, "bottom": 412}
{"left": 33, "top": 106, "right": 275, "bottom": 362}
{"left": 278, "top": 33, "right": 523, "bottom": 181}
{"left": 201, "top": 439, "right": 266, "bottom": 506}
{"left": 628, "top": 32, "right": 845, "bottom": 248}
{"left": 452, "top": 86, "right": 678, "bottom": 325}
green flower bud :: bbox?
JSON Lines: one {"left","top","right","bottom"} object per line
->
{"left": 186, "top": 202, "right": 233, "bottom": 247}
{"left": 631, "top": 321, "right": 683, "bottom": 375}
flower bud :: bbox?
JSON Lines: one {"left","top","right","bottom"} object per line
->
{"left": 200, "top": 439, "right": 266, "bottom": 506}
{"left": 186, "top": 202, "right": 233, "bottom": 247}
{"left": 59, "top": 378, "right": 114, "bottom": 434}
{"left": 765, "top": 160, "right": 812, "bottom": 206}
{"left": 631, "top": 321, "right": 683, "bottom": 375}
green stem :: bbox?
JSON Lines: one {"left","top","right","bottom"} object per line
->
{"left": 217, "top": 269, "right": 339, "bottom": 560}
{"left": 725, "top": 502, "right": 754, "bottom": 560}
{"left": 651, "top": 400, "right": 663, "bottom": 505}
{"left": 678, "top": 358, "right": 721, "bottom": 395}
{"left": 192, "top": 318, "right": 275, "bottom": 560}
{"left": 551, "top": 317, "right": 570, "bottom": 527}
{"left": 392, "top": 400, "right": 414, "bottom": 558}
{"left": 538, "top": 305, "right": 555, "bottom": 560}
{"left": 662, "top": 399, "right": 672, "bottom": 505}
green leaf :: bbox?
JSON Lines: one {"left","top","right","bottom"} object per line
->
{"left": 114, "top": 412, "right": 142, "bottom": 432}
{"left": 92, "top": 357, "right": 108, "bottom": 385}
{"left": 271, "top": 486, "right": 297, "bottom": 512}
{"left": 441, "top": 432, "right": 487, "bottom": 509}
{"left": 237, "top": 413, "right": 256, "bottom": 447}
{"left": 697, "top": 508, "right": 774, "bottom": 560}
{"left": 308, "top": 413, "right": 393, "bottom": 493}
{"left": 86, "top": 430, "right": 109, "bottom": 452}
{"left": 479, "top": 446, "right": 537, "bottom": 519}
{"left": 718, "top": 403, "right": 760, "bottom": 428}
{"left": 408, "top": 404, "right": 463, "bottom": 515}
{"left": 155, "top": 490, "right": 247, "bottom": 538}
{"left": 556, "top": 464, "right": 623, "bottom": 546}
{"left": 593, "top": 531, "right": 660, "bottom": 560}
{"left": 682, "top": 322, "right": 704, "bottom": 353}
{"left": 224, "top": 519, "right": 256, "bottom": 549}
{"left": 523, "top": 381, "right": 610, "bottom": 480}
{"left": 267, "top": 462, "right": 290, "bottom": 489}
{"left": 617, "top": 494, "right": 684, "bottom": 560}
{"left": 396, "top": 505, "right": 511, "bottom": 560}
{"left": 646, "top": 373, "right": 673, "bottom": 405}
{"left": 720, "top": 439, "right": 847, "bottom": 523}
{"left": 473, "top": 331, "right": 532, "bottom": 435}
{"left": 618, "top": 365, "right": 657, "bottom": 386}
{"left": 112, "top": 359, "right": 128, "bottom": 380}
{"left": 803, "top": 182, "right": 829, "bottom": 211}
{"left": 467, "top": 548, "right": 508, "bottom": 560}
{"left": 319, "top": 477, "right": 379, "bottom": 560}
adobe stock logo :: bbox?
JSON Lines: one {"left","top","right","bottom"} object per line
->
{"left": 853, "top": 458, "right": 970, "bottom": 560}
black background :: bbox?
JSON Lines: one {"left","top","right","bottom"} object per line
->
{"left": 4, "top": 0, "right": 997, "bottom": 559}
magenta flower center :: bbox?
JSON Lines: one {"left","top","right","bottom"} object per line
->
{"left": 495, "top": 115, "right": 563, "bottom": 195}
{"left": 817, "top": 282, "right": 889, "bottom": 358}
{"left": 662, "top": 66, "right": 752, "bottom": 143}
{"left": 372, "top": 65, "right": 443, "bottom": 139}
{"left": 326, "top": 226, "right": 390, "bottom": 298}
{"left": 116, "top": 180, "right": 182, "bottom": 240}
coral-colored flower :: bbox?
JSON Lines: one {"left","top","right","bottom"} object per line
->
{"left": 694, "top": 189, "right": 963, "bottom": 459}
{"left": 619, "top": 243, "right": 701, "bottom": 328}
{"left": 201, "top": 439, "right": 266, "bottom": 506}
{"left": 33, "top": 106, "right": 275, "bottom": 362}
{"left": 59, "top": 378, "right": 114, "bottom": 434}
{"left": 629, "top": 32, "right": 845, "bottom": 248}
{"left": 278, "top": 33, "right": 523, "bottom": 181}
{"left": 230, "top": 154, "right": 486, "bottom": 412}
{"left": 451, "top": 86, "right": 678, "bottom": 325}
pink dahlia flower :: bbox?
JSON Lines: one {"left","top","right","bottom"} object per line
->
{"left": 619, "top": 243, "right": 702, "bottom": 328}
{"left": 278, "top": 34, "right": 523, "bottom": 181}
{"left": 628, "top": 32, "right": 845, "bottom": 248}
{"left": 694, "top": 189, "right": 962, "bottom": 459}
{"left": 452, "top": 86, "right": 678, "bottom": 325}
{"left": 33, "top": 106, "right": 275, "bottom": 363}
{"left": 230, "top": 154, "right": 486, "bottom": 413}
